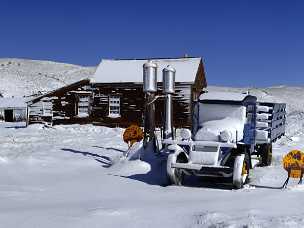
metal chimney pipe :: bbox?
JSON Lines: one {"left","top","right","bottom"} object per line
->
{"left": 143, "top": 61, "right": 157, "bottom": 93}
{"left": 143, "top": 61, "right": 158, "bottom": 147}
{"left": 162, "top": 65, "right": 176, "bottom": 140}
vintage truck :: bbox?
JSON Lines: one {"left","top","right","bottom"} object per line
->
{"left": 164, "top": 91, "right": 286, "bottom": 188}
{"left": 139, "top": 62, "right": 286, "bottom": 189}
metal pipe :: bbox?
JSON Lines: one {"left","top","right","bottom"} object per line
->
{"left": 164, "top": 93, "right": 173, "bottom": 139}
{"left": 162, "top": 65, "right": 176, "bottom": 140}
{"left": 143, "top": 61, "right": 158, "bottom": 148}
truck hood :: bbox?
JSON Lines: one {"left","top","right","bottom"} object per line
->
{"left": 194, "top": 117, "right": 245, "bottom": 142}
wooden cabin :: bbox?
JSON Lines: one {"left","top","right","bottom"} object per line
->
{"left": 27, "top": 79, "right": 91, "bottom": 125}
{"left": 27, "top": 57, "right": 207, "bottom": 127}
{"left": 90, "top": 57, "right": 207, "bottom": 128}
{"left": 0, "top": 97, "right": 27, "bottom": 122}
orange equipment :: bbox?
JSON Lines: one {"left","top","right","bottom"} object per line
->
{"left": 123, "top": 125, "right": 144, "bottom": 148}
{"left": 282, "top": 149, "right": 304, "bottom": 188}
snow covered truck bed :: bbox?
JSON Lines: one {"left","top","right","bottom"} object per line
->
{"left": 192, "top": 92, "right": 286, "bottom": 145}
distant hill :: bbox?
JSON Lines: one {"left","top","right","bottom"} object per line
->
{"left": 0, "top": 58, "right": 96, "bottom": 97}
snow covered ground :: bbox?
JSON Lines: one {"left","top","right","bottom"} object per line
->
{"left": 0, "top": 86, "right": 304, "bottom": 227}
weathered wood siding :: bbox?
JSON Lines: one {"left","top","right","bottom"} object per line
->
{"left": 28, "top": 98, "right": 53, "bottom": 124}
{"left": 155, "top": 82, "right": 193, "bottom": 128}
{"left": 28, "top": 80, "right": 91, "bottom": 125}
{"left": 91, "top": 82, "right": 193, "bottom": 128}
{"left": 28, "top": 82, "right": 197, "bottom": 127}
{"left": 91, "top": 83, "right": 144, "bottom": 127}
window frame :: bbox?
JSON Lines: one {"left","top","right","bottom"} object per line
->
{"left": 77, "top": 95, "right": 90, "bottom": 117}
{"left": 108, "top": 96, "right": 121, "bottom": 118}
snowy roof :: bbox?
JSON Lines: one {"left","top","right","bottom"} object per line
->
{"left": 92, "top": 57, "right": 202, "bottom": 83}
{"left": 199, "top": 92, "right": 250, "bottom": 102}
{"left": 27, "top": 79, "right": 90, "bottom": 104}
{"left": 0, "top": 97, "right": 27, "bottom": 109}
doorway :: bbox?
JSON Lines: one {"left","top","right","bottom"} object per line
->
{"left": 4, "top": 109, "right": 14, "bottom": 122}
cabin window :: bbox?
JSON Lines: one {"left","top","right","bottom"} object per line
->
{"left": 108, "top": 96, "right": 120, "bottom": 118}
{"left": 78, "top": 95, "right": 90, "bottom": 117}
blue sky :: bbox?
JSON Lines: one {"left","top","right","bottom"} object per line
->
{"left": 0, "top": 0, "right": 303, "bottom": 86}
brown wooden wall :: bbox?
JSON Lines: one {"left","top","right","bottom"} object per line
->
{"left": 91, "top": 82, "right": 194, "bottom": 128}
{"left": 28, "top": 80, "right": 205, "bottom": 128}
{"left": 28, "top": 80, "right": 91, "bottom": 125}
{"left": 91, "top": 83, "right": 143, "bottom": 127}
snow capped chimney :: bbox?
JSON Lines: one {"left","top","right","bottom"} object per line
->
{"left": 162, "top": 65, "right": 175, "bottom": 94}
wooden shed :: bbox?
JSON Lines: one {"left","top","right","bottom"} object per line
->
{"left": 0, "top": 97, "right": 27, "bottom": 122}
{"left": 27, "top": 79, "right": 91, "bottom": 125}
{"left": 27, "top": 57, "right": 207, "bottom": 128}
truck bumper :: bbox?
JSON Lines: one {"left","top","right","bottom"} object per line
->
{"left": 171, "top": 162, "right": 233, "bottom": 177}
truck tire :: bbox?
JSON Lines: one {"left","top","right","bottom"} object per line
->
{"left": 167, "top": 153, "right": 187, "bottom": 186}
{"left": 174, "top": 165, "right": 184, "bottom": 186}
{"left": 260, "top": 143, "right": 272, "bottom": 166}
{"left": 233, "top": 152, "right": 250, "bottom": 189}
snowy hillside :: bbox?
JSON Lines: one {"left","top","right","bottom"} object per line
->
{"left": 0, "top": 58, "right": 96, "bottom": 97}
{"left": 1, "top": 86, "right": 304, "bottom": 227}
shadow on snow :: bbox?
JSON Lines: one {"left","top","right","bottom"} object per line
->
{"left": 62, "top": 147, "right": 238, "bottom": 190}
{"left": 119, "top": 154, "right": 169, "bottom": 186}
{"left": 92, "top": 145, "right": 125, "bottom": 153}
{"left": 61, "top": 148, "right": 112, "bottom": 167}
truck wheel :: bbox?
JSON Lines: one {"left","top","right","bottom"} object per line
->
{"left": 174, "top": 166, "right": 184, "bottom": 186}
{"left": 260, "top": 143, "right": 272, "bottom": 166}
{"left": 167, "top": 153, "right": 186, "bottom": 186}
{"left": 233, "top": 153, "right": 250, "bottom": 189}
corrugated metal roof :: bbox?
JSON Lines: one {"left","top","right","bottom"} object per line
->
{"left": 92, "top": 57, "right": 201, "bottom": 83}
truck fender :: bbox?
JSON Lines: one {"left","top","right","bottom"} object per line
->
{"left": 233, "top": 154, "right": 245, "bottom": 188}
{"left": 166, "top": 145, "right": 187, "bottom": 184}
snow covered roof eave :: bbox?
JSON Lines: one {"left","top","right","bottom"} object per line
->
{"left": 26, "top": 78, "right": 91, "bottom": 104}
{"left": 199, "top": 91, "right": 250, "bottom": 102}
